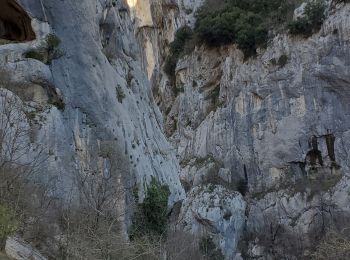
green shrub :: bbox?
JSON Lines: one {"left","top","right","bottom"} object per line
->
{"left": 52, "top": 98, "right": 65, "bottom": 111}
{"left": 164, "top": 26, "right": 194, "bottom": 78}
{"left": 46, "top": 34, "right": 62, "bottom": 64}
{"left": 163, "top": 0, "right": 327, "bottom": 75}
{"left": 194, "top": 0, "right": 300, "bottom": 58}
{"left": 289, "top": 0, "right": 326, "bottom": 37}
{"left": 0, "top": 205, "right": 17, "bottom": 249}
{"left": 163, "top": 0, "right": 307, "bottom": 75}
{"left": 130, "top": 178, "right": 170, "bottom": 240}
{"left": 24, "top": 50, "right": 45, "bottom": 62}
{"left": 24, "top": 34, "right": 61, "bottom": 64}
{"left": 46, "top": 34, "right": 61, "bottom": 51}
{"left": 116, "top": 86, "right": 126, "bottom": 103}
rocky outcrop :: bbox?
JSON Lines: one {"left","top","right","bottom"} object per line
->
{"left": 178, "top": 185, "right": 246, "bottom": 259}
{"left": 0, "top": 0, "right": 185, "bottom": 233}
{"left": 4, "top": 0, "right": 185, "bottom": 202}
{"left": 134, "top": 0, "right": 350, "bottom": 258}
{"left": 5, "top": 237, "right": 46, "bottom": 260}
{"left": 127, "top": 0, "right": 204, "bottom": 114}
{"left": 1, "top": 0, "right": 350, "bottom": 259}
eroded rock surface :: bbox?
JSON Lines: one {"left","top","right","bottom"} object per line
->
{"left": 1, "top": 0, "right": 350, "bottom": 259}
{"left": 0, "top": 0, "right": 185, "bottom": 237}
{"left": 136, "top": 0, "right": 350, "bottom": 259}
{"left": 5, "top": 237, "right": 46, "bottom": 260}
{"left": 178, "top": 185, "right": 246, "bottom": 259}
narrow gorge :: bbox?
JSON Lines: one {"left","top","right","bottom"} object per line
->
{"left": 0, "top": 0, "right": 349, "bottom": 259}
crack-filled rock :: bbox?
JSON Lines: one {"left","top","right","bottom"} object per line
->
{"left": 1, "top": 0, "right": 350, "bottom": 259}
{"left": 0, "top": 1, "right": 185, "bottom": 257}
{"left": 134, "top": 0, "right": 350, "bottom": 259}
{"left": 177, "top": 185, "right": 246, "bottom": 259}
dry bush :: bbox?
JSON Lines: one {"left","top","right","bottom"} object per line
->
{"left": 0, "top": 88, "right": 44, "bottom": 201}
{"left": 0, "top": 89, "right": 54, "bottom": 254}
{"left": 60, "top": 204, "right": 164, "bottom": 260}
{"left": 0, "top": 86, "right": 212, "bottom": 259}
{"left": 165, "top": 230, "right": 205, "bottom": 260}
{"left": 0, "top": 89, "right": 46, "bottom": 205}
{"left": 310, "top": 229, "right": 350, "bottom": 260}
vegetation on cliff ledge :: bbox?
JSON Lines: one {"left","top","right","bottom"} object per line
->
{"left": 130, "top": 178, "right": 170, "bottom": 240}
{"left": 165, "top": 0, "right": 328, "bottom": 77}
{"left": 195, "top": 0, "right": 326, "bottom": 57}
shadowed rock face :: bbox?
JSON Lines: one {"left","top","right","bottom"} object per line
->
{"left": 0, "top": 0, "right": 35, "bottom": 41}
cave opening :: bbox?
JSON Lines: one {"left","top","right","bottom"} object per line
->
{"left": 0, "top": 0, "right": 35, "bottom": 42}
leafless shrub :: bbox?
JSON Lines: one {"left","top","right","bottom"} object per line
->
{"left": 0, "top": 85, "right": 210, "bottom": 259}
{"left": 165, "top": 230, "right": 206, "bottom": 260}
{"left": 0, "top": 88, "right": 53, "bottom": 254}
{"left": 310, "top": 229, "right": 350, "bottom": 260}
{"left": 0, "top": 90, "right": 45, "bottom": 204}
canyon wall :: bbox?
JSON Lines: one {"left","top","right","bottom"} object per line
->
{"left": 1, "top": 0, "right": 350, "bottom": 259}
{"left": 134, "top": 0, "right": 350, "bottom": 258}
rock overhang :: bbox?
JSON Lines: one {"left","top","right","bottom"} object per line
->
{"left": 0, "top": 0, "right": 35, "bottom": 42}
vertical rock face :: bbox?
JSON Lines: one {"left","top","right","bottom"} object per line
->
{"left": 2, "top": 0, "right": 350, "bottom": 259}
{"left": 5, "top": 237, "right": 47, "bottom": 260}
{"left": 178, "top": 185, "right": 246, "bottom": 259}
{"left": 134, "top": 0, "right": 350, "bottom": 259}
{"left": 0, "top": 0, "right": 185, "bottom": 209}
{"left": 127, "top": 0, "right": 204, "bottom": 111}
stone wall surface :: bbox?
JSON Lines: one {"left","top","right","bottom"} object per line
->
{"left": 0, "top": 0, "right": 185, "bottom": 215}
{"left": 1, "top": 0, "right": 350, "bottom": 259}
{"left": 134, "top": 0, "right": 350, "bottom": 258}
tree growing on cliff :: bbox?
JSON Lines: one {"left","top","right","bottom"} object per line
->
{"left": 288, "top": 0, "right": 326, "bottom": 37}
{"left": 130, "top": 178, "right": 170, "bottom": 240}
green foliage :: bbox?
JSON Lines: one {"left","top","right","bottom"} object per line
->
{"left": 24, "top": 34, "right": 61, "bottom": 64}
{"left": 130, "top": 178, "right": 170, "bottom": 240}
{"left": 24, "top": 50, "right": 45, "bottom": 62}
{"left": 46, "top": 34, "right": 61, "bottom": 51}
{"left": 164, "top": 0, "right": 327, "bottom": 74}
{"left": 52, "top": 98, "right": 65, "bottom": 111}
{"left": 116, "top": 86, "right": 126, "bottom": 103}
{"left": 0, "top": 205, "right": 17, "bottom": 249}
{"left": 46, "top": 34, "right": 62, "bottom": 64}
{"left": 199, "top": 236, "right": 224, "bottom": 260}
{"left": 194, "top": 0, "right": 300, "bottom": 58}
{"left": 164, "top": 26, "right": 194, "bottom": 78}
{"left": 288, "top": 0, "right": 326, "bottom": 37}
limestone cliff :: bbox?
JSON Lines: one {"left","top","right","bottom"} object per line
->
{"left": 0, "top": 0, "right": 184, "bottom": 225}
{"left": 134, "top": 0, "right": 350, "bottom": 259}
{"left": 1, "top": 0, "right": 350, "bottom": 259}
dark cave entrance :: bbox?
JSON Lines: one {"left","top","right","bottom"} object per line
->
{"left": 0, "top": 0, "right": 35, "bottom": 42}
